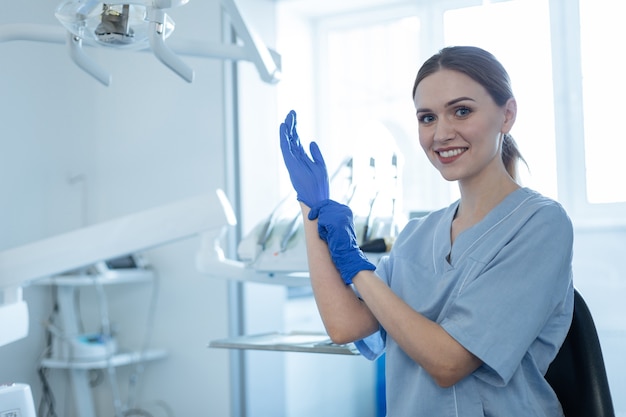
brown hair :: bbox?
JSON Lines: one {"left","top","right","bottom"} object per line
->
{"left": 413, "top": 46, "right": 526, "bottom": 180}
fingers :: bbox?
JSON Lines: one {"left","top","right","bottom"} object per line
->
{"left": 308, "top": 199, "right": 331, "bottom": 220}
{"left": 285, "top": 110, "right": 297, "bottom": 137}
{"left": 308, "top": 205, "right": 320, "bottom": 220}
{"left": 284, "top": 111, "right": 315, "bottom": 166}
{"left": 279, "top": 123, "right": 292, "bottom": 157}
{"left": 281, "top": 110, "right": 303, "bottom": 152}
{"left": 281, "top": 110, "right": 321, "bottom": 167}
{"left": 280, "top": 121, "right": 301, "bottom": 160}
{"left": 317, "top": 223, "right": 329, "bottom": 242}
{"left": 309, "top": 141, "right": 327, "bottom": 168}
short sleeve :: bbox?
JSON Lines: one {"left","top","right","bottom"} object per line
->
{"left": 354, "top": 330, "right": 386, "bottom": 360}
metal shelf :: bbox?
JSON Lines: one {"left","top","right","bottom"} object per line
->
{"left": 41, "top": 349, "right": 167, "bottom": 370}
{"left": 209, "top": 332, "right": 359, "bottom": 356}
{"left": 34, "top": 269, "right": 154, "bottom": 287}
{"left": 34, "top": 262, "right": 163, "bottom": 417}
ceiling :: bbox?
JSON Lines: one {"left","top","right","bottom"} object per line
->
{"left": 274, "top": 0, "right": 414, "bottom": 19}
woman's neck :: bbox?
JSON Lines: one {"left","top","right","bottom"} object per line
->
{"left": 451, "top": 174, "right": 520, "bottom": 243}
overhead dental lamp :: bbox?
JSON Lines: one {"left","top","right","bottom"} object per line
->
{"left": 55, "top": 0, "right": 193, "bottom": 83}
{"left": 0, "top": 0, "right": 281, "bottom": 86}
{"left": 55, "top": 1, "right": 183, "bottom": 49}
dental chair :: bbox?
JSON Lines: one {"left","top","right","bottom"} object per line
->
{"left": 545, "top": 289, "right": 615, "bottom": 417}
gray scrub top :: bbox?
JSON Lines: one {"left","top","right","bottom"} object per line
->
{"left": 356, "top": 187, "right": 574, "bottom": 417}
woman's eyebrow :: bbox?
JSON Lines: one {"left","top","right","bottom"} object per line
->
{"left": 445, "top": 97, "right": 475, "bottom": 107}
{"left": 416, "top": 96, "right": 476, "bottom": 114}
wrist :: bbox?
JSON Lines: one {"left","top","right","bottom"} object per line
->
{"left": 300, "top": 201, "right": 311, "bottom": 216}
{"left": 351, "top": 269, "right": 372, "bottom": 286}
{"left": 333, "top": 250, "right": 376, "bottom": 285}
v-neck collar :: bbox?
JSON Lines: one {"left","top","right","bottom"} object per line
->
{"left": 433, "top": 188, "right": 533, "bottom": 271}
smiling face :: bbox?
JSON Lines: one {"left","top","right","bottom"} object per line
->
{"left": 414, "top": 69, "right": 516, "bottom": 184}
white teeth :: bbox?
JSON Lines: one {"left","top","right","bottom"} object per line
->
{"left": 438, "top": 148, "right": 465, "bottom": 158}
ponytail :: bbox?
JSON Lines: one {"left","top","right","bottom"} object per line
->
{"left": 502, "top": 133, "right": 527, "bottom": 183}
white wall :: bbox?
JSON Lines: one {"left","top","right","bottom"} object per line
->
{"left": 0, "top": 1, "right": 245, "bottom": 415}
{"left": 571, "top": 228, "right": 626, "bottom": 415}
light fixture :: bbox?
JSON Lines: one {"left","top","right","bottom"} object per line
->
{"left": 0, "top": 0, "right": 281, "bottom": 87}
{"left": 53, "top": 0, "right": 192, "bottom": 84}
{"left": 55, "top": 1, "right": 182, "bottom": 49}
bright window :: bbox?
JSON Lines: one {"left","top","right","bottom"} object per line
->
{"left": 579, "top": 0, "right": 626, "bottom": 204}
{"left": 319, "top": 0, "right": 558, "bottom": 216}
{"left": 320, "top": 13, "right": 450, "bottom": 217}
{"left": 287, "top": 0, "right": 626, "bottom": 222}
{"left": 444, "top": 0, "right": 557, "bottom": 200}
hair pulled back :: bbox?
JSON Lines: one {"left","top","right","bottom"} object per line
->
{"left": 412, "top": 46, "right": 526, "bottom": 180}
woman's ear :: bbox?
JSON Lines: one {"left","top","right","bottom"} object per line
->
{"left": 502, "top": 98, "right": 517, "bottom": 133}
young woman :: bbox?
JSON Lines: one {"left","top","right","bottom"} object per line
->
{"left": 279, "top": 46, "right": 574, "bottom": 416}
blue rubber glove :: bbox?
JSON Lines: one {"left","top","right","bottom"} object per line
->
{"left": 309, "top": 200, "right": 376, "bottom": 285}
{"left": 279, "top": 110, "right": 329, "bottom": 208}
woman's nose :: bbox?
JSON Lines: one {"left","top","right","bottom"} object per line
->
{"left": 434, "top": 119, "right": 455, "bottom": 142}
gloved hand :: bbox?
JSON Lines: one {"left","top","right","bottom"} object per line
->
{"left": 309, "top": 200, "right": 376, "bottom": 285}
{"left": 279, "top": 110, "right": 329, "bottom": 208}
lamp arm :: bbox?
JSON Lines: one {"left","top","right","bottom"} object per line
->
{"left": 148, "top": 8, "right": 194, "bottom": 82}
{"left": 66, "top": 30, "right": 112, "bottom": 86}
{"left": 0, "top": 23, "right": 65, "bottom": 43}
{"left": 221, "top": 0, "right": 281, "bottom": 84}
